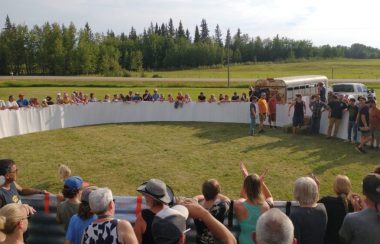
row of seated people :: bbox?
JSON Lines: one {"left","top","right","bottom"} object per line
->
{"left": 0, "top": 90, "right": 253, "bottom": 110}
{"left": 0, "top": 159, "right": 379, "bottom": 244}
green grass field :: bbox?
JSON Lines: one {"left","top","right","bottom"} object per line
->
{"left": 136, "top": 58, "right": 380, "bottom": 79}
{"left": 0, "top": 123, "right": 378, "bottom": 200}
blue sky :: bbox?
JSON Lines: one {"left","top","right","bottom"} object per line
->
{"left": 1, "top": 0, "right": 380, "bottom": 48}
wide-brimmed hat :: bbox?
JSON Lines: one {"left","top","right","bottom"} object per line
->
{"left": 137, "top": 179, "right": 174, "bottom": 204}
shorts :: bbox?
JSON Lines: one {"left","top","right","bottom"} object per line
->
{"left": 359, "top": 128, "right": 371, "bottom": 137}
{"left": 293, "top": 115, "right": 304, "bottom": 127}
{"left": 259, "top": 113, "right": 267, "bottom": 123}
{"left": 373, "top": 129, "right": 380, "bottom": 139}
{"left": 269, "top": 113, "right": 276, "bottom": 122}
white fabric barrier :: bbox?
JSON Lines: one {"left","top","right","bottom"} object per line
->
{"left": 0, "top": 101, "right": 352, "bottom": 140}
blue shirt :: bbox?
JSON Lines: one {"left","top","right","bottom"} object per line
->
{"left": 65, "top": 214, "right": 97, "bottom": 244}
{"left": 16, "top": 99, "right": 29, "bottom": 107}
{"left": 152, "top": 93, "right": 160, "bottom": 101}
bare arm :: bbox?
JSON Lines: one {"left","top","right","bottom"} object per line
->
{"left": 361, "top": 114, "right": 368, "bottom": 128}
{"left": 133, "top": 213, "right": 146, "bottom": 244}
{"left": 63, "top": 240, "right": 72, "bottom": 244}
{"left": 15, "top": 182, "right": 46, "bottom": 195}
{"left": 118, "top": 220, "right": 138, "bottom": 244}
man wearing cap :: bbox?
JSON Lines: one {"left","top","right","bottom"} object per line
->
{"left": 339, "top": 173, "right": 380, "bottom": 243}
{"left": 369, "top": 100, "right": 380, "bottom": 149}
{"left": 152, "top": 200, "right": 236, "bottom": 244}
{"left": 257, "top": 92, "right": 269, "bottom": 133}
{"left": 134, "top": 179, "right": 174, "bottom": 244}
{"left": 56, "top": 176, "right": 86, "bottom": 231}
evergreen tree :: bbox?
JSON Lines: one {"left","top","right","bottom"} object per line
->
{"left": 225, "top": 28, "right": 231, "bottom": 48}
{"left": 194, "top": 25, "right": 200, "bottom": 43}
{"left": 129, "top": 27, "right": 137, "bottom": 40}
{"left": 214, "top": 24, "right": 223, "bottom": 47}
{"left": 200, "top": 19, "right": 209, "bottom": 42}
{"left": 168, "top": 18, "right": 175, "bottom": 38}
{"left": 185, "top": 29, "right": 191, "bottom": 42}
{"left": 176, "top": 21, "right": 185, "bottom": 39}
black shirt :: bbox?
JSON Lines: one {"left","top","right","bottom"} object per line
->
{"left": 231, "top": 95, "right": 239, "bottom": 101}
{"left": 294, "top": 100, "right": 304, "bottom": 117}
{"left": 358, "top": 105, "right": 370, "bottom": 127}
{"left": 141, "top": 209, "right": 155, "bottom": 244}
{"left": 319, "top": 196, "right": 353, "bottom": 244}
{"left": 198, "top": 95, "right": 206, "bottom": 102}
{"left": 328, "top": 101, "right": 347, "bottom": 119}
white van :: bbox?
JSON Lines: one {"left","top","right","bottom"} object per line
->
{"left": 255, "top": 75, "right": 328, "bottom": 103}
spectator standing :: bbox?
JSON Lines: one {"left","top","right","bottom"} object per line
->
{"left": 249, "top": 96, "right": 258, "bottom": 136}
{"left": 231, "top": 92, "right": 239, "bottom": 101}
{"left": 356, "top": 98, "right": 372, "bottom": 153}
{"left": 112, "top": 94, "right": 119, "bottom": 102}
{"left": 318, "top": 82, "right": 326, "bottom": 103}
{"left": 64, "top": 186, "right": 98, "bottom": 244}
{"left": 290, "top": 177, "right": 327, "bottom": 244}
{"left": 167, "top": 94, "right": 174, "bottom": 103}
{"left": 184, "top": 94, "right": 191, "bottom": 103}
{"left": 208, "top": 94, "right": 217, "bottom": 103}
{"left": 339, "top": 173, "right": 380, "bottom": 244}
{"left": 175, "top": 92, "right": 184, "bottom": 109}
{"left": 240, "top": 93, "right": 248, "bottom": 102}
{"left": 82, "top": 187, "right": 138, "bottom": 244}
{"left": 257, "top": 93, "right": 269, "bottom": 133}
{"left": 0, "top": 203, "right": 29, "bottom": 244}
{"left": 288, "top": 94, "right": 306, "bottom": 135}
{"left": 347, "top": 97, "right": 359, "bottom": 143}
{"left": 327, "top": 95, "right": 347, "bottom": 138}
{"left": 5, "top": 95, "right": 18, "bottom": 110}
{"left": 218, "top": 94, "right": 224, "bottom": 102}
{"left": 159, "top": 94, "right": 165, "bottom": 102}
{"left": 193, "top": 179, "right": 231, "bottom": 244}
{"left": 134, "top": 179, "right": 174, "bottom": 244}
{"left": 56, "top": 176, "right": 85, "bottom": 231}
{"left": 254, "top": 208, "right": 296, "bottom": 244}
{"left": 318, "top": 175, "right": 359, "bottom": 244}
{"left": 56, "top": 93, "right": 64, "bottom": 104}
{"left": 198, "top": 92, "right": 206, "bottom": 102}
{"left": 152, "top": 89, "right": 160, "bottom": 101}
{"left": 143, "top": 90, "right": 152, "bottom": 101}
{"left": 46, "top": 96, "right": 54, "bottom": 105}
{"left": 16, "top": 94, "right": 29, "bottom": 108}
{"left": 268, "top": 93, "right": 280, "bottom": 128}
{"left": 132, "top": 92, "right": 142, "bottom": 102}
{"left": 309, "top": 95, "right": 327, "bottom": 134}
{"left": 103, "top": 94, "right": 111, "bottom": 103}
{"left": 125, "top": 91, "right": 133, "bottom": 101}
{"left": 369, "top": 100, "right": 380, "bottom": 149}
{"left": 0, "top": 99, "right": 6, "bottom": 110}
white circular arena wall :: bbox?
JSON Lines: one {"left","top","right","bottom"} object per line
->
{"left": 0, "top": 101, "right": 350, "bottom": 139}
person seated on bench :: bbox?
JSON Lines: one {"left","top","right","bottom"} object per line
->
{"left": 193, "top": 179, "right": 230, "bottom": 244}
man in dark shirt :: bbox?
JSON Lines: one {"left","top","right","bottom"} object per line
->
{"left": 198, "top": 92, "right": 206, "bottom": 102}
{"left": 327, "top": 95, "right": 347, "bottom": 138}
{"left": 309, "top": 95, "right": 327, "bottom": 134}
{"left": 347, "top": 97, "right": 359, "bottom": 143}
{"left": 231, "top": 92, "right": 239, "bottom": 101}
{"left": 142, "top": 90, "right": 152, "bottom": 101}
{"left": 356, "top": 98, "right": 371, "bottom": 153}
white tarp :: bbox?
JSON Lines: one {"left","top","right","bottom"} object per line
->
{"left": 0, "top": 101, "right": 351, "bottom": 140}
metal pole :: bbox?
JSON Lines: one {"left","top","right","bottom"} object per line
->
{"left": 331, "top": 67, "right": 334, "bottom": 80}
{"left": 227, "top": 42, "right": 230, "bottom": 88}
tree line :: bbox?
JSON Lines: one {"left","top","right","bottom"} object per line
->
{"left": 1, "top": 15, "right": 380, "bottom": 76}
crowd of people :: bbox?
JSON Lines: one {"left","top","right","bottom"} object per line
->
{"left": 0, "top": 89, "right": 256, "bottom": 111}
{"left": 0, "top": 159, "right": 379, "bottom": 244}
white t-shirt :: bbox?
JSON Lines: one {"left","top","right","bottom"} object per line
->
{"left": 5, "top": 100, "right": 18, "bottom": 108}
{"left": 0, "top": 100, "right": 6, "bottom": 107}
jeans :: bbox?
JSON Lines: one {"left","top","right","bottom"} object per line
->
{"left": 310, "top": 116, "right": 321, "bottom": 134}
{"left": 347, "top": 120, "right": 358, "bottom": 142}
{"left": 249, "top": 116, "right": 256, "bottom": 135}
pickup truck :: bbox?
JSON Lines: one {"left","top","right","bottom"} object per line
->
{"left": 330, "top": 83, "right": 376, "bottom": 100}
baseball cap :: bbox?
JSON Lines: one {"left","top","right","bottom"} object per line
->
{"left": 64, "top": 176, "right": 84, "bottom": 190}
{"left": 137, "top": 179, "right": 174, "bottom": 204}
{"left": 363, "top": 173, "right": 380, "bottom": 203}
{"left": 151, "top": 205, "right": 189, "bottom": 244}
{"left": 81, "top": 186, "right": 98, "bottom": 202}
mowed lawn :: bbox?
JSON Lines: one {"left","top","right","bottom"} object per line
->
{"left": 0, "top": 122, "right": 378, "bottom": 200}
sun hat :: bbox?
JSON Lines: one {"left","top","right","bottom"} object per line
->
{"left": 151, "top": 205, "right": 189, "bottom": 244}
{"left": 137, "top": 179, "right": 174, "bottom": 204}
{"left": 363, "top": 173, "right": 380, "bottom": 203}
{"left": 64, "top": 176, "right": 84, "bottom": 190}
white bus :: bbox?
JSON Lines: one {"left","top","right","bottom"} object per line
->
{"left": 255, "top": 75, "right": 328, "bottom": 103}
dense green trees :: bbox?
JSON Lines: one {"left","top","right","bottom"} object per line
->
{"left": 1, "top": 15, "right": 380, "bottom": 76}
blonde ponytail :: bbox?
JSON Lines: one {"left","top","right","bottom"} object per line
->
{"left": 0, "top": 203, "right": 26, "bottom": 234}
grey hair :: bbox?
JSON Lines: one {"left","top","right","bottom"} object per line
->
{"left": 256, "top": 208, "right": 294, "bottom": 244}
{"left": 89, "top": 187, "right": 113, "bottom": 214}
{"left": 294, "top": 177, "right": 319, "bottom": 206}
